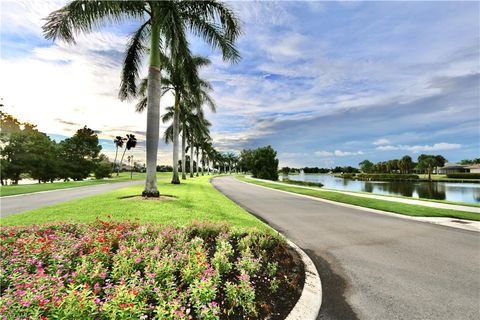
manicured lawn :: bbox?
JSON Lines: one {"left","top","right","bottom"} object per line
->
{"left": 1, "top": 176, "right": 269, "bottom": 230}
{"left": 237, "top": 176, "right": 480, "bottom": 221}
{"left": 0, "top": 172, "right": 170, "bottom": 197}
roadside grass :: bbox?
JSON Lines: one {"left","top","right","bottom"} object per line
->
{"left": 1, "top": 175, "right": 269, "bottom": 230}
{"left": 237, "top": 176, "right": 480, "bottom": 221}
{"left": 0, "top": 172, "right": 171, "bottom": 197}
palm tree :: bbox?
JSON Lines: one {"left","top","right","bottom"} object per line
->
{"left": 144, "top": 56, "right": 214, "bottom": 184}
{"left": 113, "top": 136, "right": 126, "bottom": 173}
{"left": 43, "top": 1, "right": 240, "bottom": 197}
{"left": 118, "top": 134, "right": 137, "bottom": 175}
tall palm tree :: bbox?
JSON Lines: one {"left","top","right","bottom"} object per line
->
{"left": 143, "top": 56, "right": 215, "bottom": 184}
{"left": 113, "top": 136, "right": 126, "bottom": 173}
{"left": 43, "top": 1, "right": 240, "bottom": 197}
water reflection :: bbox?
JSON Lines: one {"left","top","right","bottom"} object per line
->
{"left": 284, "top": 174, "right": 480, "bottom": 204}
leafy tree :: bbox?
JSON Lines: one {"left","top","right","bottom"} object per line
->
{"left": 59, "top": 126, "right": 102, "bottom": 180}
{"left": 238, "top": 149, "right": 255, "bottom": 173}
{"left": 359, "top": 160, "right": 374, "bottom": 173}
{"left": 251, "top": 146, "right": 279, "bottom": 181}
{"left": 281, "top": 167, "right": 291, "bottom": 175}
{"left": 459, "top": 158, "right": 480, "bottom": 165}
{"left": 417, "top": 154, "right": 437, "bottom": 180}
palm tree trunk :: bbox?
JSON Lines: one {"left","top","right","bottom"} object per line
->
{"left": 201, "top": 152, "right": 204, "bottom": 176}
{"left": 207, "top": 158, "right": 210, "bottom": 175}
{"left": 171, "top": 94, "right": 180, "bottom": 184}
{"left": 118, "top": 146, "right": 128, "bottom": 176}
{"left": 190, "top": 138, "right": 194, "bottom": 178}
{"left": 181, "top": 124, "right": 186, "bottom": 180}
{"left": 143, "top": 20, "right": 161, "bottom": 197}
{"left": 196, "top": 148, "right": 199, "bottom": 177}
{"left": 113, "top": 146, "right": 119, "bottom": 171}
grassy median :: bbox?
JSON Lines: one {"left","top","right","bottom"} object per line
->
{"left": 237, "top": 176, "right": 480, "bottom": 221}
{"left": 0, "top": 172, "right": 172, "bottom": 197}
{"left": 1, "top": 175, "right": 269, "bottom": 229}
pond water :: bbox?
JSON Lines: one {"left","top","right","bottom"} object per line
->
{"left": 282, "top": 174, "right": 480, "bottom": 205}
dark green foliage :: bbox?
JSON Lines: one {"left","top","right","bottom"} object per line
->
{"left": 359, "top": 160, "right": 374, "bottom": 173}
{"left": 459, "top": 158, "right": 480, "bottom": 165}
{"left": 58, "top": 126, "right": 102, "bottom": 180}
{"left": 251, "top": 146, "right": 279, "bottom": 181}
{"left": 355, "top": 173, "right": 420, "bottom": 181}
{"left": 446, "top": 173, "right": 480, "bottom": 179}
{"left": 302, "top": 167, "right": 330, "bottom": 174}
{"left": 156, "top": 165, "right": 173, "bottom": 172}
{"left": 282, "top": 179, "right": 323, "bottom": 188}
{"left": 280, "top": 167, "right": 291, "bottom": 175}
{"left": 331, "top": 166, "right": 359, "bottom": 173}
{"left": 94, "top": 154, "right": 113, "bottom": 179}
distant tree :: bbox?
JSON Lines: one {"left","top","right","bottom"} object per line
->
{"left": 238, "top": 149, "right": 255, "bottom": 173}
{"left": 359, "top": 160, "right": 374, "bottom": 173}
{"left": 59, "top": 126, "right": 102, "bottom": 180}
{"left": 417, "top": 154, "right": 437, "bottom": 180}
{"left": 459, "top": 158, "right": 480, "bottom": 165}
{"left": 251, "top": 146, "right": 279, "bottom": 181}
{"left": 117, "top": 134, "right": 137, "bottom": 176}
{"left": 434, "top": 155, "right": 447, "bottom": 173}
{"left": 399, "top": 155, "right": 412, "bottom": 174}
{"left": 113, "top": 136, "right": 126, "bottom": 172}
{"left": 281, "top": 167, "right": 291, "bottom": 175}
{"left": 94, "top": 154, "right": 113, "bottom": 179}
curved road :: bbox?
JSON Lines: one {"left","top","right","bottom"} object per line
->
{"left": 1, "top": 181, "right": 143, "bottom": 217}
{"left": 212, "top": 176, "right": 480, "bottom": 320}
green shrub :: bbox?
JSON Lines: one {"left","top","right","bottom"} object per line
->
{"left": 341, "top": 173, "right": 356, "bottom": 179}
{"left": 282, "top": 179, "right": 323, "bottom": 188}
{"left": 94, "top": 162, "right": 113, "bottom": 179}
{"left": 446, "top": 173, "right": 480, "bottom": 179}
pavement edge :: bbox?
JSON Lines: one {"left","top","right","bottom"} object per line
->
{"left": 285, "top": 239, "right": 322, "bottom": 320}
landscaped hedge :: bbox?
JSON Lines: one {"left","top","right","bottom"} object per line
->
{"left": 0, "top": 220, "right": 303, "bottom": 319}
{"left": 446, "top": 173, "right": 480, "bottom": 179}
{"left": 282, "top": 179, "right": 324, "bottom": 188}
{"left": 355, "top": 173, "right": 419, "bottom": 181}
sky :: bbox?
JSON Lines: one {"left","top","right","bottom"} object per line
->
{"left": 1, "top": 0, "right": 479, "bottom": 167}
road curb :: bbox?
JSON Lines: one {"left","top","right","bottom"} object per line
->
{"left": 285, "top": 239, "right": 322, "bottom": 320}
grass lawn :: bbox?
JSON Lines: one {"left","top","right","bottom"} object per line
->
{"left": 237, "top": 176, "right": 480, "bottom": 221}
{"left": 1, "top": 175, "right": 269, "bottom": 230}
{"left": 417, "top": 174, "right": 480, "bottom": 182}
{"left": 0, "top": 172, "right": 171, "bottom": 197}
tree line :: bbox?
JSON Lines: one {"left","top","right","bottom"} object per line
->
{"left": 1, "top": 111, "right": 112, "bottom": 185}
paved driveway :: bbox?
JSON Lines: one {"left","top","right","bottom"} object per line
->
{"left": 212, "top": 176, "right": 480, "bottom": 320}
{"left": 1, "top": 181, "right": 143, "bottom": 217}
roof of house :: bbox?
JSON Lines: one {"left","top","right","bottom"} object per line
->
{"left": 465, "top": 164, "right": 480, "bottom": 169}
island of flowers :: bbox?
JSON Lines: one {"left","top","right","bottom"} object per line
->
{"left": 0, "top": 220, "right": 303, "bottom": 319}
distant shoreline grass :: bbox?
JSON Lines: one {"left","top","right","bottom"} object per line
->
{"left": 1, "top": 175, "right": 269, "bottom": 230}
{"left": 237, "top": 176, "right": 479, "bottom": 221}
{"left": 0, "top": 172, "right": 170, "bottom": 197}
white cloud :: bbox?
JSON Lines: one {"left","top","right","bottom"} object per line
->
{"left": 373, "top": 138, "right": 391, "bottom": 146}
{"left": 314, "top": 151, "right": 334, "bottom": 157}
{"left": 334, "top": 150, "right": 364, "bottom": 157}
{"left": 376, "top": 142, "right": 461, "bottom": 153}
{"left": 315, "top": 150, "right": 364, "bottom": 157}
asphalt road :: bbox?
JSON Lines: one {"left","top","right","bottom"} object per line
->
{"left": 212, "top": 176, "right": 480, "bottom": 320}
{"left": 1, "top": 181, "right": 143, "bottom": 217}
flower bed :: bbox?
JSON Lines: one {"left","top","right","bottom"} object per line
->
{"left": 0, "top": 220, "right": 303, "bottom": 319}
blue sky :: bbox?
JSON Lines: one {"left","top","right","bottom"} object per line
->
{"left": 1, "top": 1, "right": 479, "bottom": 167}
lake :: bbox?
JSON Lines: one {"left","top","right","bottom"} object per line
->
{"left": 282, "top": 174, "right": 480, "bottom": 205}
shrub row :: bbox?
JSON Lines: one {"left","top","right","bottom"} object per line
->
{"left": 446, "top": 173, "right": 480, "bottom": 179}
{"left": 282, "top": 179, "right": 324, "bottom": 188}
{"left": 355, "top": 173, "right": 420, "bottom": 181}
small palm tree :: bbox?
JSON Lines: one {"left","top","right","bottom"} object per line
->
{"left": 118, "top": 134, "right": 137, "bottom": 176}
{"left": 113, "top": 136, "right": 126, "bottom": 172}
{"left": 43, "top": 1, "right": 240, "bottom": 197}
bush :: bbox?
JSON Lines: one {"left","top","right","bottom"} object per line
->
{"left": 341, "top": 173, "right": 356, "bottom": 179}
{"left": 0, "top": 220, "right": 302, "bottom": 320}
{"left": 282, "top": 179, "right": 323, "bottom": 188}
{"left": 447, "top": 173, "right": 480, "bottom": 179}
{"left": 251, "top": 146, "right": 279, "bottom": 181}
{"left": 355, "top": 173, "right": 419, "bottom": 181}
{"left": 94, "top": 162, "right": 113, "bottom": 179}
